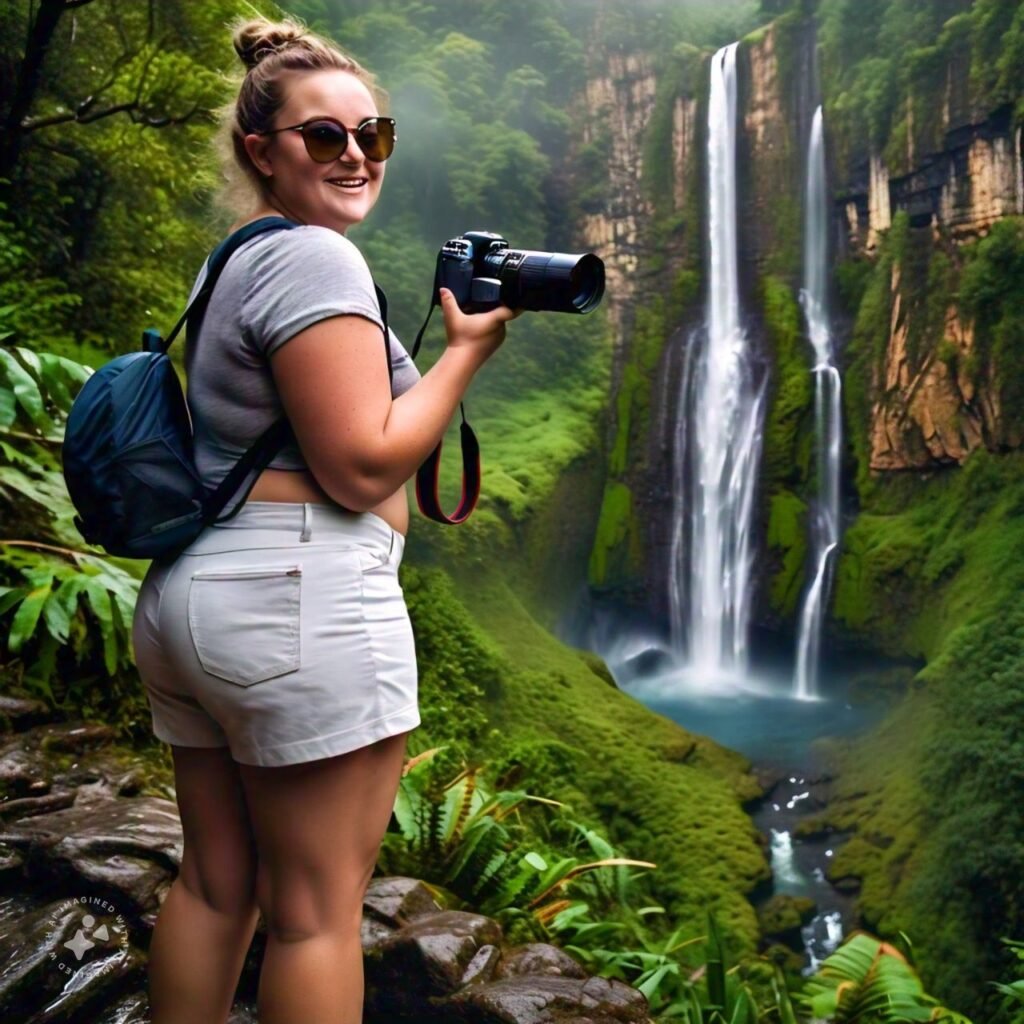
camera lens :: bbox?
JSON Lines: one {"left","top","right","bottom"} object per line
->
{"left": 486, "top": 249, "right": 605, "bottom": 314}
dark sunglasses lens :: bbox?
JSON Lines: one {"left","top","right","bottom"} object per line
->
{"left": 356, "top": 120, "right": 395, "bottom": 161}
{"left": 303, "top": 121, "right": 348, "bottom": 162}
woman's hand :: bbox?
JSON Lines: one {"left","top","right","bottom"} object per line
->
{"left": 438, "top": 286, "right": 522, "bottom": 366}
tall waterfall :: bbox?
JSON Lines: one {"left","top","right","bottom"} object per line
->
{"left": 670, "top": 42, "right": 766, "bottom": 681}
{"left": 793, "top": 106, "right": 842, "bottom": 700}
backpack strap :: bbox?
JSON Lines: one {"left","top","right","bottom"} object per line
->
{"left": 156, "top": 216, "right": 298, "bottom": 354}
{"left": 161, "top": 216, "right": 299, "bottom": 526}
{"left": 205, "top": 237, "right": 396, "bottom": 527}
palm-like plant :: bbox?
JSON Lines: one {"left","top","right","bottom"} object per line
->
{"left": 990, "top": 938, "right": 1024, "bottom": 1024}
{"left": 799, "top": 932, "right": 972, "bottom": 1023}
{"left": 382, "top": 745, "right": 657, "bottom": 939}
{"left": 0, "top": 341, "right": 143, "bottom": 716}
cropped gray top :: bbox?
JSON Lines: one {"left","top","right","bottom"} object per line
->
{"left": 183, "top": 223, "right": 421, "bottom": 497}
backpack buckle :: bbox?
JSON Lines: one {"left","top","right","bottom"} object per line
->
{"left": 141, "top": 329, "right": 164, "bottom": 353}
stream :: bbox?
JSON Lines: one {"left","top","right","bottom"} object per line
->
{"left": 578, "top": 608, "right": 890, "bottom": 972}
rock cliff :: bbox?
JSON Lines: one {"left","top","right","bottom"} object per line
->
{"left": 842, "top": 114, "right": 1024, "bottom": 472}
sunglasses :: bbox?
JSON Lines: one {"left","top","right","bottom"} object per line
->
{"left": 259, "top": 116, "right": 397, "bottom": 163}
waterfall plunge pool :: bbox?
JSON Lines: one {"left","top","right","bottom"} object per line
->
{"left": 578, "top": 611, "right": 903, "bottom": 972}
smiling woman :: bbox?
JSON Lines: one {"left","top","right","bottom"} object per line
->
{"left": 242, "top": 70, "right": 390, "bottom": 236}
{"left": 132, "top": 12, "right": 521, "bottom": 1024}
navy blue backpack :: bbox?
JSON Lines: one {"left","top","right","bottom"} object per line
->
{"left": 62, "top": 216, "right": 300, "bottom": 560}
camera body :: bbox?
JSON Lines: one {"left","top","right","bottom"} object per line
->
{"left": 433, "top": 230, "right": 605, "bottom": 315}
{"left": 435, "top": 231, "right": 508, "bottom": 313}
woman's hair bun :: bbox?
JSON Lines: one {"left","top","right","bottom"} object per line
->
{"left": 233, "top": 16, "right": 310, "bottom": 71}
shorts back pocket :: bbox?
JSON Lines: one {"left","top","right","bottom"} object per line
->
{"left": 187, "top": 565, "right": 302, "bottom": 686}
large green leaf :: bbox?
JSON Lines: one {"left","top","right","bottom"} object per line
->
{"left": 0, "top": 349, "right": 46, "bottom": 431}
{"left": 8, "top": 582, "right": 53, "bottom": 653}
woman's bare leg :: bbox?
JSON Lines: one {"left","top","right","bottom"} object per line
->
{"left": 148, "top": 745, "right": 260, "bottom": 1024}
{"left": 237, "top": 730, "right": 410, "bottom": 1024}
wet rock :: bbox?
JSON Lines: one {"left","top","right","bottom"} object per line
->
{"left": 0, "top": 796, "right": 182, "bottom": 915}
{"left": 40, "top": 723, "right": 119, "bottom": 754}
{"left": 0, "top": 897, "right": 145, "bottom": 1023}
{"left": 0, "top": 846, "right": 25, "bottom": 881}
{"left": 461, "top": 942, "right": 502, "bottom": 986}
{"left": 0, "top": 696, "right": 54, "bottom": 733}
{"left": 0, "top": 789, "right": 76, "bottom": 821}
{"left": 0, "top": 738, "right": 52, "bottom": 800}
{"left": 52, "top": 746, "right": 150, "bottom": 801}
{"left": 363, "top": 874, "right": 446, "bottom": 927}
{"left": 493, "top": 943, "right": 590, "bottom": 980}
{"left": 440, "top": 973, "right": 652, "bottom": 1024}
{"left": 368, "top": 909, "right": 504, "bottom": 1000}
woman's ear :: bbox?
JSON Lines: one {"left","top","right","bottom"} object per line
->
{"left": 243, "top": 133, "right": 274, "bottom": 178}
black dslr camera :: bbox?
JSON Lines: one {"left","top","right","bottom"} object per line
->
{"left": 433, "top": 230, "right": 605, "bottom": 315}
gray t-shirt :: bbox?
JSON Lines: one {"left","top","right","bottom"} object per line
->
{"left": 184, "top": 223, "right": 421, "bottom": 499}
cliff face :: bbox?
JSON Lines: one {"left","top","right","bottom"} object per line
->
{"left": 836, "top": 67, "right": 1024, "bottom": 473}
{"left": 585, "top": 9, "right": 1024, "bottom": 609}
{"left": 846, "top": 124, "right": 1024, "bottom": 470}
{"left": 841, "top": 112, "right": 1023, "bottom": 255}
{"left": 576, "top": 52, "right": 658, "bottom": 366}
{"left": 580, "top": 37, "right": 704, "bottom": 607}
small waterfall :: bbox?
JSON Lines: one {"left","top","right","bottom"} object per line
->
{"left": 793, "top": 106, "right": 842, "bottom": 700}
{"left": 671, "top": 42, "right": 766, "bottom": 682}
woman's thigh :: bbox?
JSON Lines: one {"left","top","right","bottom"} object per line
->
{"left": 237, "top": 730, "right": 411, "bottom": 940}
{"left": 171, "top": 744, "right": 257, "bottom": 913}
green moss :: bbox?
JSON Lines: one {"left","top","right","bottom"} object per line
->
{"left": 822, "top": 448, "right": 1024, "bottom": 1018}
{"left": 960, "top": 216, "right": 1024, "bottom": 439}
{"left": 641, "top": 42, "right": 703, "bottom": 230}
{"left": 760, "top": 275, "right": 813, "bottom": 491}
{"left": 588, "top": 482, "right": 639, "bottom": 587}
{"left": 841, "top": 212, "right": 905, "bottom": 499}
{"left": 766, "top": 491, "right": 808, "bottom": 616}
{"left": 396, "top": 559, "right": 772, "bottom": 953}
{"left": 435, "top": 563, "right": 769, "bottom": 953}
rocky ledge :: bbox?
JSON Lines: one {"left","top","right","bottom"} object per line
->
{"left": 0, "top": 697, "right": 653, "bottom": 1024}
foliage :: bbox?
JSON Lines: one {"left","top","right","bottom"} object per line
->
{"left": 814, "top": 0, "right": 1024, "bottom": 180}
{"left": 0, "top": 338, "right": 148, "bottom": 737}
{"left": 825, "top": 443, "right": 1024, "bottom": 1020}
{"left": 0, "top": 0, "right": 249, "bottom": 357}
{"left": 959, "top": 217, "right": 1024, "bottom": 431}
{"left": 380, "top": 744, "right": 659, "bottom": 939}
{"left": 380, "top": 744, "right": 798, "bottom": 1022}
{"left": 990, "top": 939, "right": 1024, "bottom": 1024}
{"left": 799, "top": 932, "right": 972, "bottom": 1023}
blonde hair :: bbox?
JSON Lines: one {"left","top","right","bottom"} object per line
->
{"left": 212, "top": 14, "right": 389, "bottom": 218}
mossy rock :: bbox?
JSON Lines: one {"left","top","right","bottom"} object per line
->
{"left": 757, "top": 893, "right": 818, "bottom": 949}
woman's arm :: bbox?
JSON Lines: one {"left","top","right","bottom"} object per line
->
{"left": 268, "top": 288, "right": 518, "bottom": 511}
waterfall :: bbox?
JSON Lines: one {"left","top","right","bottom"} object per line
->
{"left": 793, "top": 106, "right": 842, "bottom": 700}
{"left": 671, "top": 42, "right": 765, "bottom": 681}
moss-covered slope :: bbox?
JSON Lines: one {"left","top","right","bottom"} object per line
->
{"left": 401, "top": 557, "right": 771, "bottom": 954}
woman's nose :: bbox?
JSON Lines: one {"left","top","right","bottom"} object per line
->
{"left": 339, "top": 128, "right": 364, "bottom": 164}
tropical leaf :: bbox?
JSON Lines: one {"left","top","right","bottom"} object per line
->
{"left": 8, "top": 581, "right": 52, "bottom": 652}
{"left": 0, "top": 348, "right": 47, "bottom": 431}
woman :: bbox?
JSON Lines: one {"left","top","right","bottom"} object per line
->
{"left": 130, "top": 15, "right": 518, "bottom": 1024}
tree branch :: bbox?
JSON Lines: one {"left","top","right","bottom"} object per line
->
{"left": 1, "top": 0, "right": 70, "bottom": 179}
{"left": 0, "top": 539, "right": 90, "bottom": 561}
{"left": 22, "top": 99, "right": 207, "bottom": 131}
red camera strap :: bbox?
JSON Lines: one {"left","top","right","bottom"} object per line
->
{"left": 410, "top": 302, "right": 482, "bottom": 526}
{"left": 415, "top": 402, "right": 481, "bottom": 525}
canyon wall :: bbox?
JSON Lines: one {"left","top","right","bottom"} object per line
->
{"left": 585, "top": 8, "right": 1024, "bottom": 621}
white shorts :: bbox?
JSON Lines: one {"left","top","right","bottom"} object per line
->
{"left": 131, "top": 501, "right": 420, "bottom": 767}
